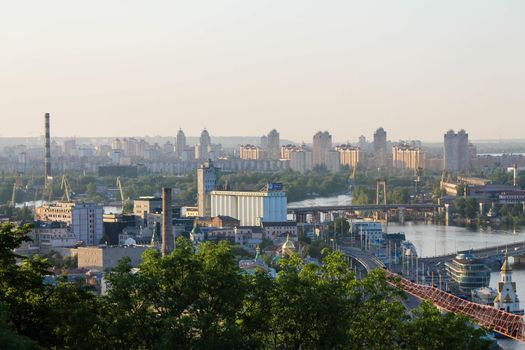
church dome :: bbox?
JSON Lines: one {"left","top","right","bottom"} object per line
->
{"left": 282, "top": 235, "right": 295, "bottom": 250}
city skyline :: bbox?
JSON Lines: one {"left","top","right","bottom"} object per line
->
{"left": 2, "top": 123, "right": 525, "bottom": 144}
{"left": 3, "top": 2, "right": 525, "bottom": 349}
{"left": 2, "top": 1, "right": 525, "bottom": 141}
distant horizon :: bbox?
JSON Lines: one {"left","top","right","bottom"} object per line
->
{"left": 0, "top": 116, "right": 489, "bottom": 143}
{"left": 2, "top": 132, "right": 525, "bottom": 145}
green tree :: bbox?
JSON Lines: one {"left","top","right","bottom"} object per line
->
{"left": 465, "top": 198, "right": 479, "bottom": 219}
{"left": 268, "top": 252, "right": 354, "bottom": 349}
{"left": 404, "top": 301, "right": 490, "bottom": 350}
{"left": 0, "top": 303, "right": 40, "bottom": 350}
{"left": 389, "top": 187, "right": 410, "bottom": 204}
{"left": 0, "top": 222, "right": 494, "bottom": 350}
{"left": 100, "top": 239, "right": 249, "bottom": 349}
{"left": 0, "top": 223, "right": 99, "bottom": 349}
{"left": 353, "top": 186, "right": 372, "bottom": 204}
{"left": 455, "top": 197, "right": 467, "bottom": 218}
{"left": 347, "top": 269, "right": 408, "bottom": 350}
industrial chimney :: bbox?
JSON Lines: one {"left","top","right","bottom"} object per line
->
{"left": 44, "top": 113, "right": 52, "bottom": 188}
{"left": 161, "top": 187, "right": 173, "bottom": 256}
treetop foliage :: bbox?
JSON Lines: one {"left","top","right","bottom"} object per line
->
{"left": 0, "top": 223, "right": 491, "bottom": 350}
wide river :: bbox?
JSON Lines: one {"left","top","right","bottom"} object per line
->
{"left": 289, "top": 195, "right": 525, "bottom": 349}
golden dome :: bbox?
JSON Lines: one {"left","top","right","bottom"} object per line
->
{"left": 282, "top": 234, "right": 295, "bottom": 250}
{"left": 501, "top": 251, "right": 512, "bottom": 273}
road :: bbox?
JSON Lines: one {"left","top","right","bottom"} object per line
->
{"left": 338, "top": 246, "right": 385, "bottom": 271}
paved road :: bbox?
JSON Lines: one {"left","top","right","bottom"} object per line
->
{"left": 339, "top": 246, "right": 385, "bottom": 271}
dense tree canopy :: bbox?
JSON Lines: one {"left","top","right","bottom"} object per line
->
{"left": 0, "top": 223, "right": 491, "bottom": 349}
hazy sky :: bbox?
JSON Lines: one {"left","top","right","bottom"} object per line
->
{"left": 1, "top": 1, "right": 524, "bottom": 142}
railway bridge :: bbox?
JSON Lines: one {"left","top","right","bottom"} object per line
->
{"left": 288, "top": 203, "right": 443, "bottom": 223}
{"left": 340, "top": 246, "right": 525, "bottom": 342}
{"left": 420, "top": 240, "right": 525, "bottom": 264}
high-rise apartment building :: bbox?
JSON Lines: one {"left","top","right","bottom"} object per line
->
{"left": 358, "top": 135, "right": 369, "bottom": 153}
{"left": 280, "top": 144, "right": 301, "bottom": 160}
{"left": 266, "top": 129, "right": 280, "bottom": 160}
{"left": 44, "top": 113, "right": 52, "bottom": 186}
{"left": 326, "top": 151, "right": 341, "bottom": 173}
{"left": 197, "top": 160, "right": 220, "bottom": 216}
{"left": 373, "top": 127, "right": 387, "bottom": 167}
{"left": 289, "top": 148, "right": 313, "bottom": 174}
{"left": 313, "top": 131, "right": 333, "bottom": 168}
{"left": 336, "top": 144, "right": 364, "bottom": 169}
{"left": 444, "top": 129, "right": 469, "bottom": 172}
{"left": 239, "top": 144, "right": 263, "bottom": 160}
{"left": 112, "top": 138, "right": 122, "bottom": 150}
{"left": 260, "top": 135, "right": 268, "bottom": 153}
{"left": 176, "top": 128, "right": 186, "bottom": 159}
{"left": 63, "top": 139, "right": 77, "bottom": 157}
{"left": 196, "top": 129, "right": 211, "bottom": 161}
{"left": 122, "top": 138, "right": 138, "bottom": 158}
{"left": 392, "top": 142, "right": 425, "bottom": 170}
{"left": 72, "top": 204, "right": 104, "bottom": 246}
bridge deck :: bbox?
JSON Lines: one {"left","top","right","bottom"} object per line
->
{"left": 341, "top": 245, "right": 525, "bottom": 342}
{"left": 288, "top": 203, "right": 442, "bottom": 213}
{"left": 422, "top": 241, "right": 525, "bottom": 263}
{"left": 386, "top": 271, "right": 525, "bottom": 342}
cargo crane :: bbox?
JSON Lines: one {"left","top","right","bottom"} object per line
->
{"left": 116, "top": 176, "right": 124, "bottom": 203}
{"left": 8, "top": 173, "right": 23, "bottom": 207}
{"left": 8, "top": 183, "right": 16, "bottom": 207}
{"left": 60, "top": 175, "right": 73, "bottom": 202}
{"left": 116, "top": 176, "right": 130, "bottom": 212}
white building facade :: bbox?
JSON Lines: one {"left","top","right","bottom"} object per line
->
{"left": 72, "top": 204, "right": 104, "bottom": 246}
{"left": 210, "top": 189, "right": 287, "bottom": 226}
{"left": 494, "top": 252, "right": 522, "bottom": 314}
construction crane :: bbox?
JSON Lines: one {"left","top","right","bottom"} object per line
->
{"left": 8, "top": 183, "right": 16, "bottom": 207}
{"left": 116, "top": 176, "right": 125, "bottom": 203}
{"left": 60, "top": 175, "right": 73, "bottom": 202}
{"left": 116, "top": 176, "right": 130, "bottom": 212}
{"left": 8, "top": 173, "right": 22, "bottom": 207}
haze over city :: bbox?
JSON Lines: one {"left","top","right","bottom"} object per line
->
{"left": 2, "top": 1, "right": 525, "bottom": 141}
{"left": 5, "top": 2, "right": 525, "bottom": 350}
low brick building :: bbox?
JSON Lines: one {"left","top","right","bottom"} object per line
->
{"left": 77, "top": 246, "right": 149, "bottom": 271}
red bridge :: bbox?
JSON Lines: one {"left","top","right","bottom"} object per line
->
{"left": 340, "top": 246, "right": 525, "bottom": 342}
{"left": 386, "top": 272, "right": 525, "bottom": 342}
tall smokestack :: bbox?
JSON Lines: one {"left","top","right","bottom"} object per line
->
{"left": 161, "top": 187, "right": 173, "bottom": 256}
{"left": 44, "top": 113, "right": 51, "bottom": 187}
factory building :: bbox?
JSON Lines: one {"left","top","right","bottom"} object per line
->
{"left": 209, "top": 185, "right": 287, "bottom": 226}
{"left": 77, "top": 245, "right": 149, "bottom": 271}
{"left": 133, "top": 196, "right": 162, "bottom": 219}
{"left": 197, "top": 160, "right": 220, "bottom": 217}
{"left": 36, "top": 202, "right": 104, "bottom": 246}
